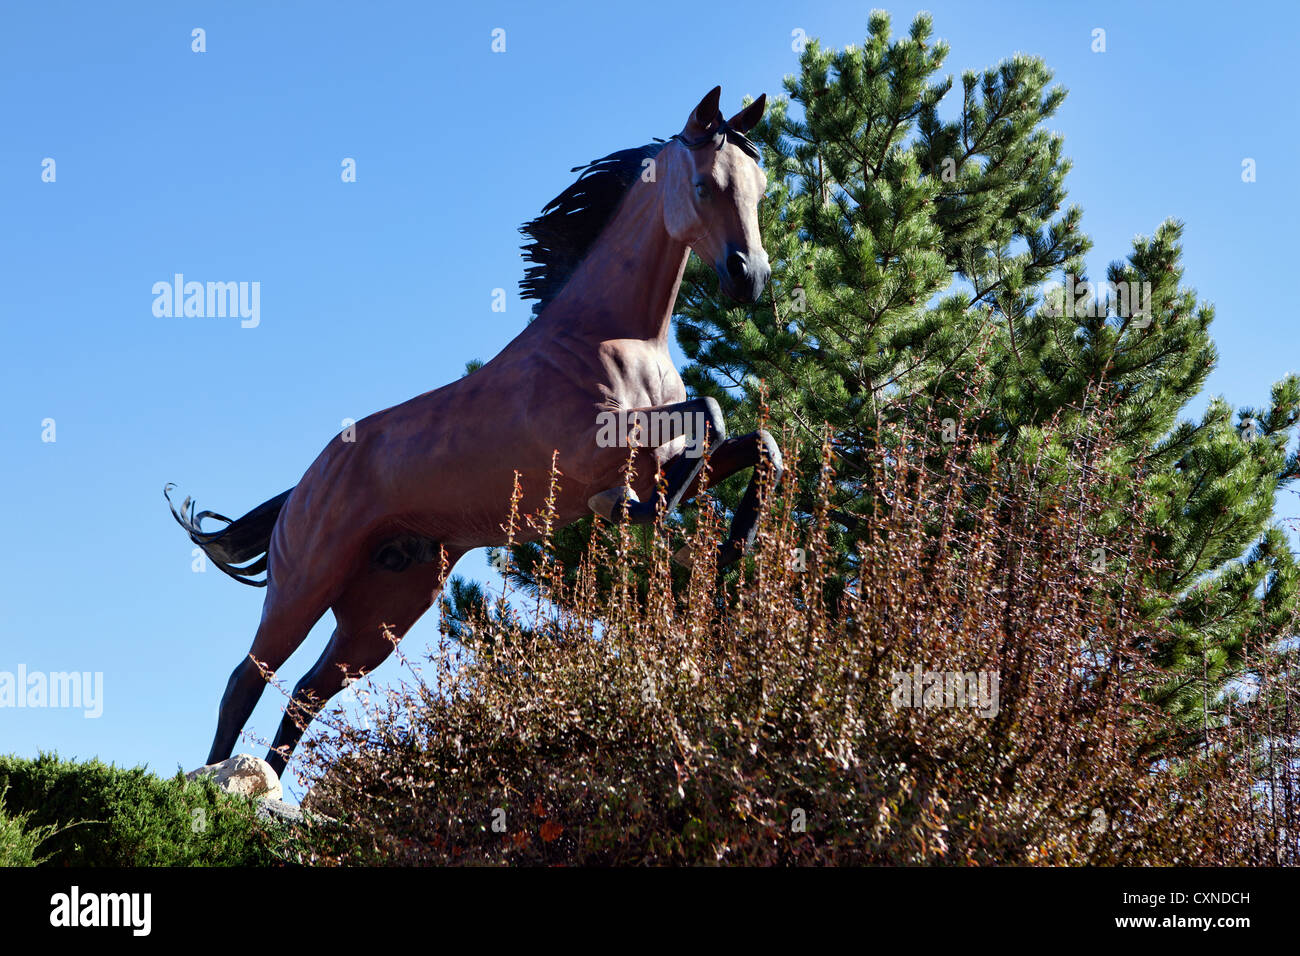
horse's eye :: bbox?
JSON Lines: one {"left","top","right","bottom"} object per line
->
{"left": 695, "top": 182, "right": 710, "bottom": 200}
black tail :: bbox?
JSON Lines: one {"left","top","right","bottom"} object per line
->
{"left": 164, "top": 484, "right": 293, "bottom": 587}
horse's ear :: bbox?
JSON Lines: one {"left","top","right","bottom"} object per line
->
{"left": 726, "top": 94, "right": 767, "bottom": 135}
{"left": 684, "top": 85, "right": 722, "bottom": 134}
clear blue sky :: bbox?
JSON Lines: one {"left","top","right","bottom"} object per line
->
{"left": 2, "top": 0, "right": 1296, "bottom": 798}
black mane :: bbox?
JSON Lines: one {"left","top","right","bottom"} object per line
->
{"left": 518, "top": 142, "right": 667, "bottom": 317}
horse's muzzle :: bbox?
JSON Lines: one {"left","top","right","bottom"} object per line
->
{"left": 719, "top": 247, "right": 770, "bottom": 303}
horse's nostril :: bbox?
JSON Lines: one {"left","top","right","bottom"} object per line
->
{"left": 726, "top": 250, "right": 747, "bottom": 279}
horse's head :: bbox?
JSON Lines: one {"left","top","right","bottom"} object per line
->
{"left": 663, "top": 86, "right": 770, "bottom": 303}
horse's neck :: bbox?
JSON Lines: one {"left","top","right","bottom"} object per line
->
{"left": 537, "top": 177, "right": 688, "bottom": 344}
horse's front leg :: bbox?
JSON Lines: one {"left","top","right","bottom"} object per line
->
{"left": 587, "top": 397, "right": 727, "bottom": 523}
{"left": 586, "top": 397, "right": 783, "bottom": 569}
{"left": 672, "top": 429, "right": 783, "bottom": 568}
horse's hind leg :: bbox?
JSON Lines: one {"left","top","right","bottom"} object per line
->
{"left": 264, "top": 551, "right": 459, "bottom": 775}
{"left": 207, "top": 578, "right": 335, "bottom": 765}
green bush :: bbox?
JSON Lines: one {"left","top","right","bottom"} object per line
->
{"left": 0, "top": 783, "right": 58, "bottom": 866}
{"left": 0, "top": 753, "right": 294, "bottom": 866}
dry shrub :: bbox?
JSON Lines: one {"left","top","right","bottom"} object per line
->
{"left": 289, "top": 403, "right": 1296, "bottom": 865}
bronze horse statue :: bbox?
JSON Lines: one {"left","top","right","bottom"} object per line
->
{"left": 167, "top": 87, "right": 783, "bottom": 775}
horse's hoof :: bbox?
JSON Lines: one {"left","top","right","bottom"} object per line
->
{"left": 588, "top": 486, "right": 639, "bottom": 520}
{"left": 672, "top": 544, "right": 693, "bottom": 569}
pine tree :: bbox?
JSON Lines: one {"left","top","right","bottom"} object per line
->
{"left": 673, "top": 12, "right": 1300, "bottom": 758}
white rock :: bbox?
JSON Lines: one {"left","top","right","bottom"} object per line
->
{"left": 186, "top": 754, "right": 282, "bottom": 801}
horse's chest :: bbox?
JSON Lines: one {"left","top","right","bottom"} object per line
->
{"left": 597, "top": 341, "right": 685, "bottom": 408}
